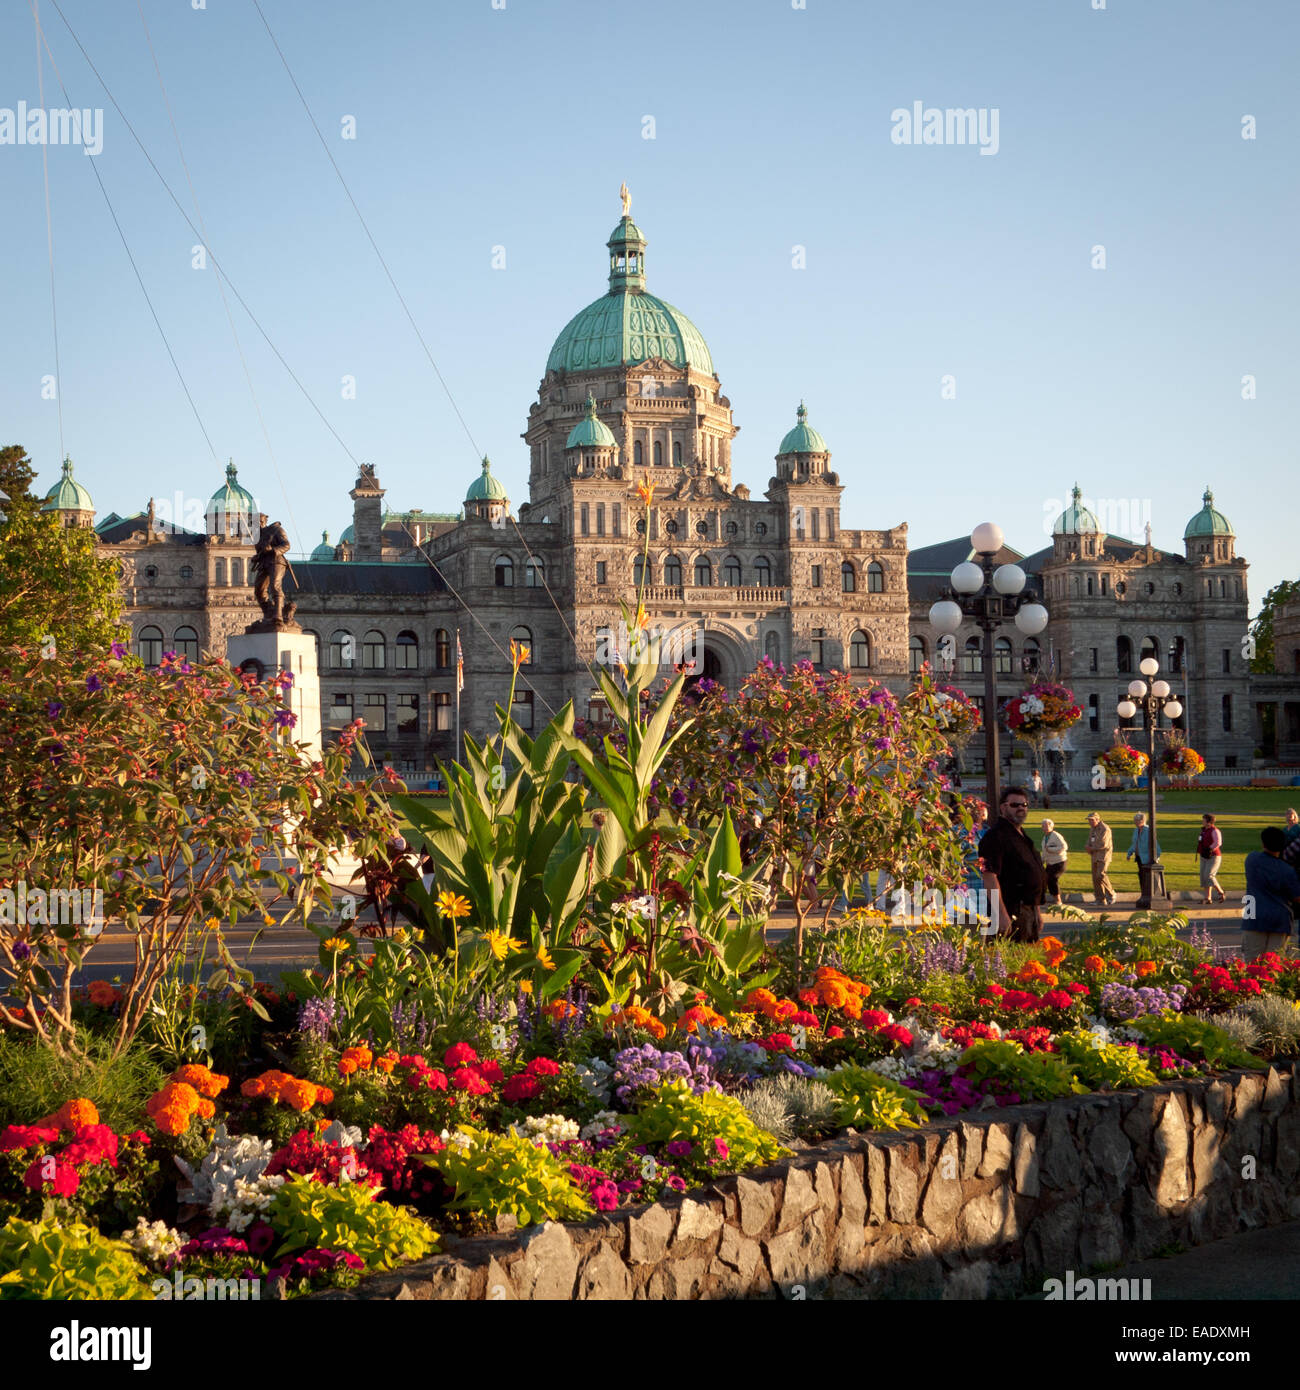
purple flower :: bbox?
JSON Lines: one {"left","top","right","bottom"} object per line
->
{"left": 110, "top": 641, "right": 127, "bottom": 658}
{"left": 12, "top": 941, "right": 31, "bottom": 961}
{"left": 297, "top": 995, "right": 337, "bottom": 1041}
{"left": 666, "top": 1140, "right": 692, "bottom": 1157}
{"left": 85, "top": 675, "right": 102, "bottom": 693}
{"left": 45, "top": 700, "right": 63, "bottom": 720}
{"left": 273, "top": 709, "right": 298, "bottom": 729}
{"left": 232, "top": 771, "right": 254, "bottom": 788}
{"left": 670, "top": 788, "right": 687, "bottom": 808}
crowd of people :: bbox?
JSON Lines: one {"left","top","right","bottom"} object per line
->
{"left": 974, "top": 791, "right": 1300, "bottom": 960}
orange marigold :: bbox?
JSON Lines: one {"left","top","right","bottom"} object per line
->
{"left": 38, "top": 1098, "right": 100, "bottom": 1132}
{"left": 337, "top": 1045, "right": 374, "bottom": 1077}
{"left": 172, "top": 1064, "right": 229, "bottom": 1098}
{"left": 544, "top": 1000, "right": 578, "bottom": 1021}
{"left": 146, "top": 1082, "right": 205, "bottom": 1137}
{"left": 819, "top": 980, "right": 850, "bottom": 1009}
{"left": 677, "top": 1004, "right": 725, "bottom": 1034}
{"left": 1135, "top": 960, "right": 1158, "bottom": 978}
{"left": 745, "top": 988, "right": 778, "bottom": 1012}
{"left": 374, "top": 1051, "right": 398, "bottom": 1074}
{"left": 1084, "top": 955, "right": 1106, "bottom": 973}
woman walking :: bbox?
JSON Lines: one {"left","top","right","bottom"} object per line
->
{"left": 1040, "top": 818, "right": 1068, "bottom": 906}
{"left": 1196, "top": 812, "right": 1226, "bottom": 904}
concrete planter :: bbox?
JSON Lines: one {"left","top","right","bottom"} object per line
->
{"left": 325, "top": 1065, "right": 1299, "bottom": 1301}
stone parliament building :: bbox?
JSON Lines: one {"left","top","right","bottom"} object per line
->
{"left": 40, "top": 200, "right": 1300, "bottom": 779}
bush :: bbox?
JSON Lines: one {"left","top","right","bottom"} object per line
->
{"left": 821, "top": 1064, "right": 930, "bottom": 1131}
{"left": 0, "top": 1034, "right": 165, "bottom": 1132}
{"left": 1054, "top": 1031, "right": 1158, "bottom": 1091}
{"left": 1129, "top": 1012, "right": 1266, "bottom": 1071}
{"left": 741, "top": 1074, "right": 838, "bottom": 1143}
{"left": 434, "top": 1127, "right": 593, "bottom": 1228}
{"left": 957, "top": 1039, "right": 1083, "bottom": 1101}
{"left": 268, "top": 1175, "right": 437, "bottom": 1271}
{"left": 1226, "top": 995, "right": 1300, "bottom": 1058}
{"left": 626, "top": 1081, "right": 788, "bottom": 1171}
{"left": 0, "top": 1216, "right": 151, "bottom": 1300}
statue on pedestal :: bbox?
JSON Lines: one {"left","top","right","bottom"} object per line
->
{"left": 248, "top": 521, "right": 300, "bottom": 632}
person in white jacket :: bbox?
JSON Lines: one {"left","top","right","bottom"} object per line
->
{"left": 1040, "top": 818, "right": 1068, "bottom": 906}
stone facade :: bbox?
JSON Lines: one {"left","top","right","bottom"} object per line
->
{"left": 46, "top": 204, "right": 1297, "bottom": 775}
{"left": 321, "top": 1065, "right": 1300, "bottom": 1301}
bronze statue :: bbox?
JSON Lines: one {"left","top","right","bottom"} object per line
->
{"left": 249, "top": 520, "right": 300, "bottom": 631}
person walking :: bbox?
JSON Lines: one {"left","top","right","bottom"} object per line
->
{"left": 1283, "top": 808, "right": 1300, "bottom": 852}
{"left": 1029, "top": 769, "right": 1044, "bottom": 805}
{"left": 979, "top": 785, "right": 1047, "bottom": 943}
{"left": 1242, "top": 827, "right": 1300, "bottom": 962}
{"left": 1195, "top": 812, "right": 1226, "bottom": 904}
{"left": 1085, "top": 811, "right": 1116, "bottom": 905}
{"left": 1040, "top": 818, "right": 1068, "bottom": 906}
{"left": 1126, "top": 813, "right": 1161, "bottom": 887}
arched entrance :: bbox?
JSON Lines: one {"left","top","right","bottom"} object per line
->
{"left": 671, "top": 624, "right": 751, "bottom": 698}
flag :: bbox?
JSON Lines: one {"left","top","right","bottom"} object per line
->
{"left": 456, "top": 630, "right": 464, "bottom": 693}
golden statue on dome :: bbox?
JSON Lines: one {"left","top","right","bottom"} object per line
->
{"left": 619, "top": 181, "right": 631, "bottom": 217}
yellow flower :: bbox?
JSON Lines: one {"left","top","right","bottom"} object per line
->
{"left": 322, "top": 936, "right": 351, "bottom": 953}
{"left": 633, "top": 604, "right": 649, "bottom": 633}
{"left": 509, "top": 638, "right": 529, "bottom": 669}
{"left": 262, "top": 914, "right": 275, "bottom": 928}
{"left": 485, "top": 930, "right": 520, "bottom": 962}
{"left": 535, "top": 945, "right": 556, "bottom": 971}
{"left": 436, "top": 890, "right": 472, "bottom": 921}
{"left": 635, "top": 473, "right": 655, "bottom": 506}
{"left": 519, "top": 980, "right": 534, "bottom": 995}
{"left": 204, "top": 917, "right": 219, "bottom": 930}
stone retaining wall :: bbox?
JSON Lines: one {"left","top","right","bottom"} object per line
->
{"left": 329, "top": 1065, "right": 1300, "bottom": 1301}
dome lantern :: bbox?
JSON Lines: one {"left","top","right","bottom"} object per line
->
{"left": 1053, "top": 484, "right": 1101, "bottom": 536}
{"left": 41, "top": 455, "right": 94, "bottom": 526}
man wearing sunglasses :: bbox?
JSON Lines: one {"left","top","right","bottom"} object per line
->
{"left": 979, "top": 785, "right": 1047, "bottom": 943}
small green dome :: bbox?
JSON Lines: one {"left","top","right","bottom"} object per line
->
{"left": 777, "top": 402, "right": 828, "bottom": 455}
{"left": 465, "top": 456, "right": 508, "bottom": 503}
{"left": 1184, "top": 487, "right": 1234, "bottom": 538}
{"left": 566, "top": 394, "right": 617, "bottom": 450}
{"left": 339, "top": 524, "right": 355, "bottom": 545}
{"left": 546, "top": 211, "right": 714, "bottom": 376}
{"left": 207, "top": 460, "right": 256, "bottom": 515}
{"left": 310, "top": 530, "right": 335, "bottom": 561}
{"left": 1053, "top": 484, "right": 1101, "bottom": 536}
{"left": 42, "top": 456, "right": 93, "bottom": 513}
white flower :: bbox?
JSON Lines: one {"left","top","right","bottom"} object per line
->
{"left": 511, "top": 1113, "right": 580, "bottom": 1146}
{"left": 126, "top": 1218, "right": 185, "bottom": 1262}
{"left": 579, "top": 1111, "right": 622, "bottom": 1141}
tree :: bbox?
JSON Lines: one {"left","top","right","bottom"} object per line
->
{"left": 0, "top": 505, "right": 124, "bottom": 654}
{"left": 0, "top": 645, "right": 399, "bottom": 1055}
{"left": 0, "top": 445, "right": 36, "bottom": 511}
{"left": 1249, "top": 578, "right": 1300, "bottom": 674}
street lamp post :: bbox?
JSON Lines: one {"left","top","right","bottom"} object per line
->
{"left": 928, "top": 523, "right": 1049, "bottom": 813}
{"left": 1116, "top": 657, "right": 1183, "bottom": 909}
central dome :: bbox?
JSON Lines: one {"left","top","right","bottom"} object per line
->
{"left": 545, "top": 213, "right": 715, "bottom": 377}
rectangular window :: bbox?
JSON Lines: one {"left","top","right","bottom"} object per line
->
{"left": 811, "top": 510, "right": 820, "bottom": 540}
{"left": 811, "top": 628, "right": 825, "bottom": 668}
{"left": 612, "top": 503, "right": 620, "bottom": 536}
{"left": 580, "top": 503, "right": 589, "bottom": 536}
{"left": 329, "top": 694, "right": 353, "bottom": 727}
{"left": 810, "top": 564, "right": 822, "bottom": 588}
{"left": 435, "top": 692, "right": 452, "bottom": 732}
{"left": 396, "top": 694, "right": 419, "bottom": 733}
{"left": 1088, "top": 693, "right": 1099, "bottom": 732}
{"left": 596, "top": 503, "right": 605, "bottom": 536}
{"left": 1086, "top": 577, "right": 1094, "bottom": 596}
{"left": 1225, "top": 754, "right": 1237, "bottom": 769}
{"left": 595, "top": 561, "right": 607, "bottom": 585}
{"left": 364, "top": 693, "right": 387, "bottom": 733}
{"left": 825, "top": 509, "right": 835, "bottom": 541}
{"left": 1100, "top": 575, "right": 1108, "bottom": 596}
{"left": 1089, "top": 647, "right": 1099, "bottom": 673}
{"left": 512, "top": 688, "right": 534, "bottom": 731}
{"left": 1222, "top": 648, "right": 1231, "bottom": 674}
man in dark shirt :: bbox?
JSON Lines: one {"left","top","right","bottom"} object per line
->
{"left": 1243, "top": 826, "right": 1300, "bottom": 961}
{"left": 979, "top": 784, "right": 1047, "bottom": 943}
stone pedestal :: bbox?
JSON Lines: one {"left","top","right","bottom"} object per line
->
{"left": 225, "top": 629, "right": 321, "bottom": 763}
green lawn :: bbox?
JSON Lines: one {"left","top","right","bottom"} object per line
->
{"left": 1033, "top": 789, "right": 1299, "bottom": 897}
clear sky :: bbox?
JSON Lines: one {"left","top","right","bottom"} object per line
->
{"left": 2, "top": 0, "right": 1296, "bottom": 611}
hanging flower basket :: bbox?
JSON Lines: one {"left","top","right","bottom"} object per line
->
{"left": 1001, "top": 682, "right": 1082, "bottom": 763}
{"left": 933, "top": 685, "right": 981, "bottom": 758}
{"left": 1098, "top": 744, "right": 1148, "bottom": 790}
{"left": 1160, "top": 744, "right": 1206, "bottom": 782}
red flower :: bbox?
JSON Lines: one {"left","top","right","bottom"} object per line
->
{"left": 443, "top": 1042, "right": 478, "bottom": 1068}
{"left": 525, "top": 1056, "right": 561, "bottom": 1077}
{"left": 1065, "top": 982, "right": 1089, "bottom": 995}
{"left": 23, "top": 1157, "right": 79, "bottom": 1197}
{"left": 476, "top": 1059, "right": 504, "bottom": 1084}
{"left": 789, "top": 1011, "right": 819, "bottom": 1028}
{"left": 502, "top": 1074, "right": 542, "bottom": 1104}
{"left": 1040, "top": 990, "right": 1074, "bottom": 1010}
{"left": 826, "top": 1026, "right": 845, "bottom": 1038}
{"left": 450, "top": 1067, "right": 490, "bottom": 1095}
{"left": 0, "top": 1125, "right": 60, "bottom": 1152}
{"left": 903, "top": 997, "right": 922, "bottom": 1010}
{"left": 879, "top": 1024, "right": 913, "bottom": 1048}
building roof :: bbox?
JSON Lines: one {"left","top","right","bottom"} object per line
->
{"left": 94, "top": 512, "right": 206, "bottom": 545}
{"left": 1052, "top": 484, "right": 1101, "bottom": 535}
{"left": 1184, "top": 487, "right": 1234, "bottom": 538}
{"left": 545, "top": 211, "right": 714, "bottom": 376}
{"left": 42, "top": 457, "right": 93, "bottom": 513}
{"left": 777, "top": 402, "right": 828, "bottom": 455}
{"left": 286, "top": 562, "right": 447, "bottom": 597}
{"left": 310, "top": 530, "right": 336, "bottom": 561}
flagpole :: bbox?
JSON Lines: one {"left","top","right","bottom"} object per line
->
{"left": 455, "top": 628, "right": 463, "bottom": 765}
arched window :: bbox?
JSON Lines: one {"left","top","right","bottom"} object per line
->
{"left": 723, "top": 555, "right": 742, "bottom": 587}
{"left": 137, "top": 625, "right": 164, "bottom": 668}
{"left": 330, "top": 630, "right": 355, "bottom": 669}
{"left": 725, "top": 520, "right": 738, "bottom": 537}
{"left": 525, "top": 559, "right": 543, "bottom": 588}
{"left": 850, "top": 630, "right": 871, "bottom": 669}
{"left": 1140, "top": 635, "right": 1159, "bottom": 667}
{"left": 963, "top": 636, "right": 983, "bottom": 675}
{"left": 510, "top": 626, "right": 533, "bottom": 665}
{"left": 231, "top": 558, "right": 244, "bottom": 586}
{"left": 214, "top": 558, "right": 226, "bottom": 586}
{"left": 395, "top": 630, "right": 419, "bottom": 670}
{"left": 693, "top": 556, "right": 712, "bottom": 587}
{"left": 909, "top": 635, "right": 927, "bottom": 674}
{"left": 867, "top": 562, "right": 884, "bottom": 593}
{"left": 994, "top": 637, "right": 1013, "bottom": 674}
{"left": 1116, "top": 635, "right": 1133, "bottom": 674}
{"left": 362, "top": 630, "right": 386, "bottom": 670}
{"left": 653, "top": 441, "right": 663, "bottom": 467}
{"left": 173, "top": 626, "right": 199, "bottom": 663}
{"left": 764, "top": 632, "right": 780, "bottom": 663}
{"left": 672, "top": 440, "right": 682, "bottom": 466}
{"left": 754, "top": 555, "right": 772, "bottom": 587}
{"left": 634, "top": 555, "right": 652, "bottom": 586}
{"left": 663, "top": 554, "right": 682, "bottom": 587}
{"left": 634, "top": 440, "right": 643, "bottom": 467}
{"left": 841, "top": 561, "right": 856, "bottom": 593}
{"left": 494, "top": 554, "right": 513, "bottom": 587}
{"left": 435, "top": 629, "right": 451, "bottom": 669}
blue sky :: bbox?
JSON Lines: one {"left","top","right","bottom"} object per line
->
{"left": 2, "top": 0, "right": 1296, "bottom": 611}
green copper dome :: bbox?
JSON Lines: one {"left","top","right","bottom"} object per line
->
{"left": 546, "top": 213, "right": 715, "bottom": 377}
{"left": 207, "top": 460, "right": 257, "bottom": 516}
{"left": 1053, "top": 484, "right": 1101, "bottom": 535}
{"left": 465, "top": 456, "right": 508, "bottom": 502}
{"left": 1184, "top": 487, "right": 1234, "bottom": 538}
{"left": 338, "top": 524, "right": 355, "bottom": 545}
{"left": 310, "top": 530, "right": 335, "bottom": 561}
{"left": 42, "top": 456, "right": 93, "bottom": 513}
{"left": 566, "top": 394, "right": 617, "bottom": 449}
{"left": 777, "top": 402, "right": 828, "bottom": 455}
